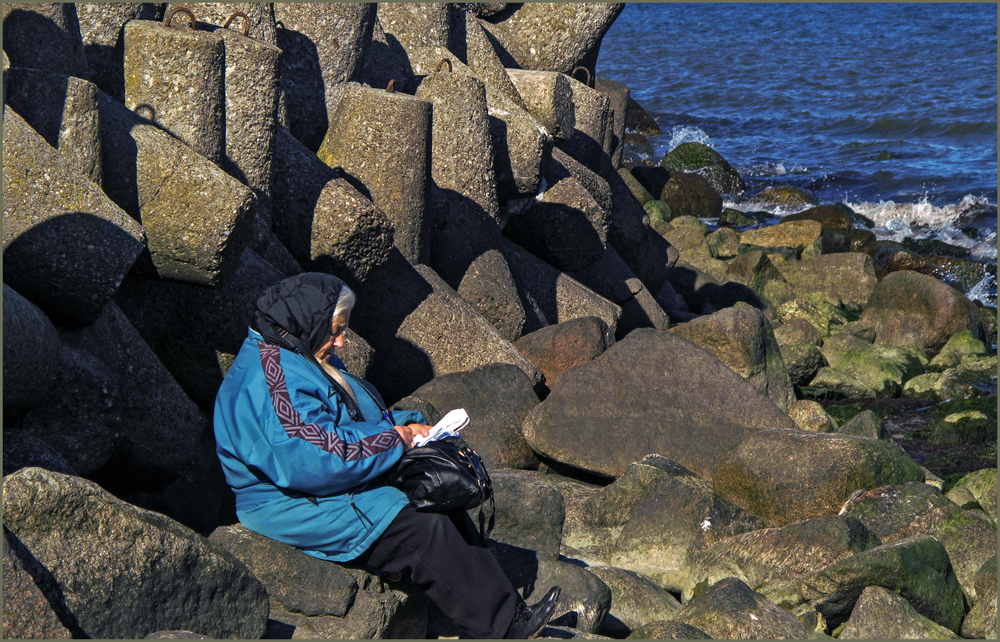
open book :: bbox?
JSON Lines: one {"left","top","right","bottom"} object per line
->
{"left": 413, "top": 408, "right": 469, "bottom": 447}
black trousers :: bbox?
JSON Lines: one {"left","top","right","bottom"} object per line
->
{"left": 352, "top": 506, "right": 520, "bottom": 639}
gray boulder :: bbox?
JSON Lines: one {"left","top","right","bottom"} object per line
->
{"left": 587, "top": 566, "right": 682, "bottom": 638}
{"left": 834, "top": 409, "right": 889, "bottom": 441}
{"left": 486, "top": 469, "right": 565, "bottom": 561}
{"left": 2, "top": 432, "right": 76, "bottom": 478}
{"left": 713, "top": 429, "right": 925, "bottom": 526}
{"left": 774, "top": 253, "right": 878, "bottom": 313}
{"left": 627, "top": 620, "right": 713, "bottom": 639}
{"left": 674, "top": 577, "right": 825, "bottom": 639}
{"left": 5, "top": 68, "right": 103, "bottom": 186}
{"left": 842, "top": 482, "right": 997, "bottom": 602}
{"left": 670, "top": 302, "right": 796, "bottom": 412}
{"left": 808, "top": 367, "right": 878, "bottom": 399}
{"left": 761, "top": 535, "right": 965, "bottom": 634}
{"left": 407, "top": 364, "right": 540, "bottom": 470}
{"left": 3, "top": 468, "right": 269, "bottom": 639}
{"left": 780, "top": 342, "right": 828, "bottom": 387}
{"left": 589, "top": 457, "right": 771, "bottom": 591}
{"left": 860, "top": 270, "right": 987, "bottom": 357}
{"left": 773, "top": 317, "right": 824, "bottom": 347}
{"left": 532, "top": 560, "right": 613, "bottom": 635}
{"left": 786, "top": 400, "right": 836, "bottom": 433}
{"left": 274, "top": 3, "right": 375, "bottom": 151}
{"left": 3, "top": 285, "right": 59, "bottom": 417}
{"left": 3, "top": 528, "right": 72, "bottom": 639}
{"left": 3, "top": 106, "right": 145, "bottom": 326}
{"left": 682, "top": 515, "right": 880, "bottom": 603}
{"left": 523, "top": 329, "right": 797, "bottom": 480}
{"left": 2, "top": 3, "right": 91, "bottom": 79}
{"left": 839, "top": 586, "right": 959, "bottom": 639}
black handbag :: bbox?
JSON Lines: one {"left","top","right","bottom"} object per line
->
{"left": 384, "top": 438, "right": 495, "bottom": 539}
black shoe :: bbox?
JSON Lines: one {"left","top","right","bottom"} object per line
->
{"left": 504, "top": 586, "right": 561, "bottom": 639}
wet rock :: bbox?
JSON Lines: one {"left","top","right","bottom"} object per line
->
{"left": 318, "top": 84, "right": 432, "bottom": 266}
{"left": 5, "top": 68, "right": 103, "bottom": 186}
{"left": 713, "top": 429, "right": 925, "bottom": 525}
{"left": 752, "top": 185, "right": 819, "bottom": 207}
{"left": 706, "top": 227, "right": 740, "bottom": 259}
{"left": 3, "top": 285, "right": 59, "bottom": 417}
{"left": 860, "top": 270, "right": 987, "bottom": 357}
{"left": 782, "top": 204, "right": 856, "bottom": 254}
{"left": 787, "top": 400, "right": 835, "bottom": 432}
{"left": 592, "top": 458, "right": 771, "bottom": 591}
{"left": 718, "top": 207, "right": 762, "bottom": 227}
{"left": 124, "top": 19, "right": 226, "bottom": 166}
{"left": 274, "top": 3, "right": 375, "bottom": 150}
{"left": 659, "top": 171, "right": 723, "bottom": 219}
{"left": 683, "top": 515, "right": 880, "bottom": 605}
{"left": 774, "top": 253, "right": 879, "bottom": 312}
{"left": 3, "top": 528, "right": 72, "bottom": 639}
{"left": 780, "top": 342, "right": 828, "bottom": 387}
{"left": 670, "top": 303, "right": 796, "bottom": 412}
{"left": 3, "top": 106, "right": 145, "bottom": 326}
{"left": 133, "top": 124, "right": 256, "bottom": 286}
{"left": 838, "top": 585, "right": 959, "bottom": 639}
{"left": 2, "top": 3, "right": 91, "bottom": 79}
{"left": 587, "top": 566, "right": 681, "bottom": 638}
{"left": 952, "top": 468, "right": 997, "bottom": 521}
{"left": 660, "top": 142, "right": 746, "bottom": 196}
{"left": 523, "top": 329, "right": 797, "bottom": 480}
{"left": 675, "top": 577, "right": 823, "bottom": 639}
{"left": 3, "top": 468, "right": 269, "bottom": 639}
{"left": 407, "top": 364, "right": 540, "bottom": 470}
{"left": 927, "top": 329, "right": 990, "bottom": 370}
{"left": 514, "top": 316, "right": 614, "bottom": 388}
{"left": 819, "top": 333, "right": 926, "bottom": 397}
{"left": 761, "top": 535, "right": 965, "bottom": 634}
{"left": 480, "top": 4, "right": 624, "bottom": 76}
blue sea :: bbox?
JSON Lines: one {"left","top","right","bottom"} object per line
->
{"left": 596, "top": 3, "right": 997, "bottom": 304}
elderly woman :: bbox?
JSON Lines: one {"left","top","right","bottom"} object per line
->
{"left": 214, "top": 273, "right": 559, "bottom": 639}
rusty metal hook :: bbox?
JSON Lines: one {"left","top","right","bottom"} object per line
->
{"left": 386, "top": 79, "right": 396, "bottom": 93}
{"left": 165, "top": 6, "right": 197, "bottom": 29}
{"left": 435, "top": 58, "right": 452, "bottom": 74}
{"left": 571, "top": 66, "right": 592, "bottom": 88}
{"left": 223, "top": 11, "right": 250, "bottom": 36}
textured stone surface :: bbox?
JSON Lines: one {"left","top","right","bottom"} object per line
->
{"left": 3, "top": 106, "right": 145, "bottom": 326}
{"left": 839, "top": 585, "right": 960, "bottom": 639}
{"left": 124, "top": 20, "right": 226, "bottom": 165}
{"left": 675, "top": 578, "right": 823, "bottom": 639}
{"left": 484, "top": 469, "right": 565, "bottom": 560}
{"left": 588, "top": 566, "right": 681, "bottom": 638}
{"left": 774, "top": 253, "right": 879, "bottom": 312}
{"left": 524, "top": 329, "right": 797, "bottom": 479}
{"left": 514, "top": 316, "right": 614, "bottom": 388}
{"left": 3, "top": 468, "right": 269, "bottom": 639}
{"left": 3, "top": 3, "right": 91, "bottom": 79}
{"left": 3, "top": 285, "right": 59, "bottom": 417}
{"left": 77, "top": 3, "right": 161, "bottom": 100}
{"left": 3, "top": 528, "right": 73, "bottom": 639}
{"left": 507, "top": 69, "right": 576, "bottom": 140}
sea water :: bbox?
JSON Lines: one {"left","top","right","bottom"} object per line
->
{"left": 596, "top": 3, "right": 997, "bottom": 304}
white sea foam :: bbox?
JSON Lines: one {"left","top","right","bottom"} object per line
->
{"left": 666, "top": 125, "right": 712, "bottom": 151}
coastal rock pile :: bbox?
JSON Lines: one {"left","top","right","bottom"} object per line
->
{"left": 3, "top": 3, "right": 995, "bottom": 639}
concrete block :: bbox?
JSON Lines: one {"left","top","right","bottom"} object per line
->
{"left": 594, "top": 77, "right": 630, "bottom": 168}
{"left": 3, "top": 285, "right": 59, "bottom": 417}
{"left": 77, "top": 3, "right": 160, "bottom": 100}
{"left": 507, "top": 69, "right": 576, "bottom": 141}
{"left": 2, "top": 3, "right": 91, "bottom": 79}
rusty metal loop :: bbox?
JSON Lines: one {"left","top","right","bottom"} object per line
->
{"left": 386, "top": 79, "right": 396, "bottom": 93}
{"left": 435, "top": 58, "right": 453, "bottom": 74}
{"left": 223, "top": 11, "right": 250, "bottom": 36}
{"left": 165, "top": 6, "right": 197, "bottom": 29}
{"left": 571, "top": 66, "right": 592, "bottom": 88}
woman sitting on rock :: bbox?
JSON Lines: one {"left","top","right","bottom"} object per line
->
{"left": 213, "top": 272, "right": 560, "bottom": 639}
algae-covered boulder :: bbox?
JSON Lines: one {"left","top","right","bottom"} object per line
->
{"left": 753, "top": 185, "right": 819, "bottom": 207}
{"left": 787, "top": 400, "right": 835, "bottom": 432}
{"left": 627, "top": 620, "right": 713, "bottom": 639}
{"left": 523, "top": 329, "right": 797, "bottom": 480}
{"left": 761, "top": 535, "right": 965, "bottom": 633}
{"left": 706, "top": 227, "right": 740, "bottom": 260}
{"left": 740, "top": 220, "right": 823, "bottom": 257}
{"left": 952, "top": 468, "right": 997, "bottom": 521}
{"left": 807, "top": 367, "right": 879, "bottom": 399}
{"left": 838, "top": 586, "right": 960, "bottom": 639}
{"left": 674, "top": 577, "right": 825, "bottom": 639}
{"left": 961, "top": 554, "right": 997, "bottom": 639}
{"left": 713, "top": 429, "right": 926, "bottom": 525}
{"left": 659, "top": 142, "right": 746, "bottom": 195}
{"left": 774, "top": 253, "right": 878, "bottom": 312}
{"left": 842, "top": 482, "right": 997, "bottom": 602}
{"left": 834, "top": 409, "right": 889, "bottom": 441}
{"left": 682, "top": 515, "right": 880, "bottom": 603}
{"left": 592, "top": 458, "right": 771, "bottom": 591}
{"left": 670, "top": 303, "right": 796, "bottom": 412}
{"left": 780, "top": 342, "right": 828, "bottom": 387}
{"left": 819, "top": 333, "right": 926, "bottom": 397}
{"left": 587, "top": 566, "right": 682, "bottom": 638}
{"left": 3, "top": 468, "right": 269, "bottom": 639}
{"left": 782, "top": 204, "right": 856, "bottom": 253}
{"left": 928, "top": 329, "right": 991, "bottom": 370}
{"left": 860, "top": 270, "right": 987, "bottom": 357}
{"left": 659, "top": 171, "right": 723, "bottom": 219}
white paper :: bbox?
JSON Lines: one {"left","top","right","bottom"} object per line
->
{"left": 413, "top": 408, "right": 469, "bottom": 447}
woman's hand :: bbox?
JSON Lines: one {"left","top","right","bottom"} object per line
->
{"left": 394, "top": 423, "right": 433, "bottom": 449}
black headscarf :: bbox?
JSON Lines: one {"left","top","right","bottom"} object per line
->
{"left": 252, "top": 273, "right": 362, "bottom": 419}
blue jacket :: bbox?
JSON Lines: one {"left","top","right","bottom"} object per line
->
{"left": 214, "top": 329, "right": 425, "bottom": 562}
